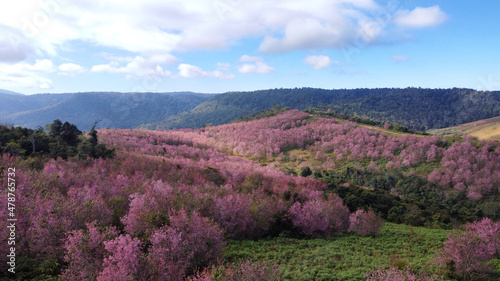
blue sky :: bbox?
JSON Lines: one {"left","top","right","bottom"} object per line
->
{"left": 0, "top": 0, "right": 499, "bottom": 94}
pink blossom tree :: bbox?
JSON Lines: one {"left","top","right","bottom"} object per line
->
{"left": 436, "top": 218, "right": 500, "bottom": 280}
{"left": 97, "top": 234, "right": 144, "bottom": 281}
{"left": 60, "top": 222, "right": 119, "bottom": 280}
{"left": 349, "top": 209, "right": 384, "bottom": 237}
{"left": 146, "top": 210, "right": 225, "bottom": 280}
{"left": 288, "top": 194, "right": 349, "bottom": 236}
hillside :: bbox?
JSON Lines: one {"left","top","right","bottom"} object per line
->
{"left": 0, "top": 93, "right": 71, "bottom": 116}
{"left": 0, "top": 89, "right": 23, "bottom": 95}
{"left": 0, "top": 92, "right": 210, "bottom": 131}
{"left": 2, "top": 88, "right": 499, "bottom": 132}
{"left": 428, "top": 116, "right": 500, "bottom": 141}
{"left": 1, "top": 110, "right": 499, "bottom": 280}
{"left": 149, "top": 88, "right": 500, "bottom": 131}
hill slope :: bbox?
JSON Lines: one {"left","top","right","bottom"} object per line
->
{"left": 1, "top": 109, "right": 499, "bottom": 280}
{"left": 0, "top": 89, "right": 24, "bottom": 95}
{"left": 150, "top": 88, "right": 500, "bottom": 131}
{"left": 0, "top": 92, "right": 210, "bottom": 131}
{"left": 428, "top": 116, "right": 500, "bottom": 141}
{"left": 0, "top": 92, "right": 71, "bottom": 116}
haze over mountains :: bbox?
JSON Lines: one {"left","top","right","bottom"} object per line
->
{"left": 1, "top": 88, "right": 499, "bottom": 132}
{"left": 0, "top": 91, "right": 210, "bottom": 131}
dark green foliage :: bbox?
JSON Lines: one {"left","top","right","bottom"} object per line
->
{"left": 224, "top": 223, "right": 449, "bottom": 281}
{"left": 234, "top": 105, "right": 291, "bottom": 123}
{"left": 77, "top": 121, "right": 115, "bottom": 160}
{"left": 60, "top": 122, "right": 82, "bottom": 146}
{"left": 1, "top": 120, "right": 113, "bottom": 160}
{"left": 152, "top": 87, "right": 500, "bottom": 130}
{"left": 305, "top": 109, "right": 428, "bottom": 135}
{"left": 203, "top": 167, "right": 226, "bottom": 186}
{"left": 3, "top": 256, "right": 60, "bottom": 281}
{"left": 322, "top": 166, "right": 490, "bottom": 228}
{"left": 3, "top": 89, "right": 498, "bottom": 131}
{"left": 299, "top": 166, "right": 312, "bottom": 177}
{"left": 1, "top": 124, "right": 49, "bottom": 157}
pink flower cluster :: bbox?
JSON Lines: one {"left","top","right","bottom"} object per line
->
{"left": 428, "top": 141, "right": 500, "bottom": 199}
{"left": 349, "top": 209, "right": 384, "bottom": 237}
{"left": 437, "top": 218, "right": 500, "bottom": 280}
{"left": 3, "top": 113, "right": 377, "bottom": 279}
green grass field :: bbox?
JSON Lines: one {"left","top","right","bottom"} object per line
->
{"left": 224, "top": 223, "right": 450, "bottom": 281}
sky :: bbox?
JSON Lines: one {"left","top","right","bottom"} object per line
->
{"left": 0, "top": 0, "right": 499, "bottom": 95}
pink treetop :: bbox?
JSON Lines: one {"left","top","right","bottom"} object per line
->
{"left": 97, "top": 234, "right": 144, "bottom": 281}
{"left": 348, "top": 209, "right": 383, "bottom": 237}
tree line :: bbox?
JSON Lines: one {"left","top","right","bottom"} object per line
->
{"left": 0, "top": 119, "right": 114, "bottom": 160}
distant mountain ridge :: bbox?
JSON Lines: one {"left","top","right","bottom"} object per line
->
{"left": 150, "top": 88, "right": 500, "bottom": 131}
{"left": 0, "top": 92, "right": 211, "bottom": 131}
{"left": 0, "top": 89, "right": 23, "bottom": 95}
{"left": 1, "top": 88, "right": 499, "bottom": 131}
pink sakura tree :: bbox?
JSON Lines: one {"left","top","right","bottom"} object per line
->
{"left": 62, "top": 211, "right": 225, "bottom": 281}
{"left": 146, "top": 210, "right": 225, "bottom": 280}
{"left": 97, "top": 234, "right": 144, "bottom": 281}
{"left": 428, "top": 141, "right": 500, "bottom": 199}
{"left": 436, "top": 218, "right": 500, "bottom": 280}
{"left": 211, "top": 193, "right": 282, "bottom": 239}
{"left": 348, "top": 209, "right": 384, "bottom": 237}
{"left": 288, "top": 193, "right": 349, "bottom": 236}
{"left": 60, "top": 222, "right": 119, "bottom": 281}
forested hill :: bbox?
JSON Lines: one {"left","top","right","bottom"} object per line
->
{"left": 149, "top": 88, "right": 500, "bottom": 131}
{"left": 0, "top": 92, "right": 210, "bottom": 131}
{"left": 2, "top": 88, "right": 499, "bottom": 131}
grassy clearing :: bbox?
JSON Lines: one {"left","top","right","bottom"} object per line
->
{"left": 358, "top": 124, "right": 406, "bottom": 137}
{"left": 224, "top": 223, "right": 449, "bottom": 281}
{"left": 428, "top": 116, "right": 500, "bottom": 141}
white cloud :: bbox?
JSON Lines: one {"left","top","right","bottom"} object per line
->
{"left": 0, "top": 60, "right": 54, "bottom": 89}
{"left": 91, "top": 64, "right": 113, "bottom": 72}
{"left": 178, "top": 63, "right": 234, "bottom": 79}
{"left": 394, "top": 6, "right": 448, "bottom": 28}
{"left": 58, "top": 62, "right": 85, "bottom": 74}
{"left": 178, "top": 64, "right": 205, "bottom": 78}
{"left": 237, "top": 55, "right": 274, "bottom": 74}
{"left": 259, "top": 18, "right": 353, "bottom": 53}
{"left": 216, "top": 62, "right": 230, "bottom": 71}
{"left": 0, "top": 1, "right": 448, "bottom": 59}
{"left": 91, "top": 54, "right": 177, "bottom": 78}
{"left": 304, "top": 55, "right": 333, "bottom": 70}
{"left": 0, "top": 0, "right": 387, "bottom": 58}
{"left": 0, "top": 25, "right": 34, "bottom": 63}
{"left": 39, "top": 81, "right": 53, "bottom": 89}
{"left": 238, "top": 62, "right": 274, "bottom": 74}
{"left": 239, "top": 55, "right": 262, "bottom": 62}
{"left": 391, "top": 55, "right": 409, "bottom": 62}
{"left": 28, "top": 59, "right": 56, "bottom": 72}
{"left": 0, "top": 0, "right": 450, "bottom": 88}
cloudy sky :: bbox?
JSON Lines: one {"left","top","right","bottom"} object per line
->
{"left": 0, "top": 0, "right": 499, "bottom": 94}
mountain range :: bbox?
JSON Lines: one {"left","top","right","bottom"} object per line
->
{"left": 1, "top": 88, "right": 499, "bottom": 131}
{"left": 0, "top": 91, "right": 210, "bottom": 131}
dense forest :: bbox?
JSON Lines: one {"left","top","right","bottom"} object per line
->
{"left": 0, "top": 120, "right": 114, "bottom": 160}
{"left": 1, "top": 110, "right": 499, "bottom": 280}
{"left": 2, "top": 88, "right": 499, "bottom": 132}
{"left": 150, "top": 88, "right": 500, "bottom": 131}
